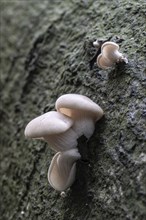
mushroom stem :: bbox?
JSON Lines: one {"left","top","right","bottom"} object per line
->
{"left": 119, "top": 56, "right": 128, "bottom": 64}
{"left": 44, "top": 129, "right": 78, "bottom": 152}
{"left": 106, "top": 50, "right": 123, "bottom": 62}
{"left": 57, "top": 148, "right": 81, "bottom": 167}
{"left": 71, "top": 116, "right": 95, "bottom": 139}
{"left": 107, "top": 50, "right": 128, "bottom": 64}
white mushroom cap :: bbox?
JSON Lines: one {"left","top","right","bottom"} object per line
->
{"left": 24, "top": 111, "right": 78, "bottom": 152}
{"left": 97, "top": 54, "right": 114, "bottom": 69}
{"left": 97, "top": 41, "right": 128, "bottom": 69}
{"left": 102, "top": 41, "right": 119, "bottom": 50}
{"left": 101, "top": 42, "right": 123, "bottom": 62}
{"left": 25, "top": 111, "right": 73, "bottom": 138}
{"left": 48, "top": 148, "right": 81, "bottom": 191}
{"left": 55, "top": 94, "right": 104, "bottom": 138}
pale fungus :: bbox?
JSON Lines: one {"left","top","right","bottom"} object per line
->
{"left": 25, "top": 94, "right": 104, "bottom": 194}
{"left": 97, "top": 41, "right": 128, "bottom": 69}
{"left": 48, "top": 148, "right": 81, "bottom": 192}
{"left": 93, "top": 39, "right": 100, "bottom": 48}
{"left": 55, "top": 94, "right": 104, "bottom": 139}
{"left": 24, "top": 111, "right": 78, "bottom": 152}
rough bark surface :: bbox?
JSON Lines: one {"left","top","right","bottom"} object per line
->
{"left": 0, "top": 1, "right": 146, "bottom": 220}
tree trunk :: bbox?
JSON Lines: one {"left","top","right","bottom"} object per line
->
{"left": 1, "top": 1, "right": 146, "bottom": 220}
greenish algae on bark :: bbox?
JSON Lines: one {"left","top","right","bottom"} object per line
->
{"left": 0, "top": 0, "right": 146, "bottom": 220}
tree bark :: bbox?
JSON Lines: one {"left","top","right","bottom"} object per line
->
{"left": 0, "top": 1, "right": 146, "bottom": 220}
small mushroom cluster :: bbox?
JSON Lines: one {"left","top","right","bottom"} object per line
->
{"left": 25, "top": 94, "right": 104, "bottom": 193}
{"left": 93, "top": 41, "right": 128, "bottom": 69}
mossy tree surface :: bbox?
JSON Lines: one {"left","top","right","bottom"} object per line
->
{"left": 0, "top": 1, "right": 146, "bottom": 220}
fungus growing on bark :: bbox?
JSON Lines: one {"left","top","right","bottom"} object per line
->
{"left": 93, "top": 39, "right": 100, "bottom": 48}
{"left": 96, "top": 41, "right": 128, "bottom": 69}
{"left": 25, "top": 94, "right": 104, "bottom": 194}
{"left": 55, "top": 94, "right": 104, "bottom": 139}
{"left": 48, "top": 148, "right": 81, "bottom": 192}
{"left": 24, "top": 111, "right": 78, "bottom": 152}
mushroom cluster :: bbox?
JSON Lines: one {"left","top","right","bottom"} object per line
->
{"left": 93, "top": 41, "right": 128, "bottom": 69}
{"left": 25, "top": 94, "right": 103, "bottom": 194}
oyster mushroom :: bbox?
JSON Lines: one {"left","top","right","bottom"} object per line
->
{"left": 55, "top": 94, "right": 104, "bottom": 139}
{"left": 97, "top": 41, "right": 128, "bottom": 69}
{"left": 24, "top": 111, "right": 78, "bottom": 152}
{"left": 48, "top": 148, "right": 81, "bottom": 192}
